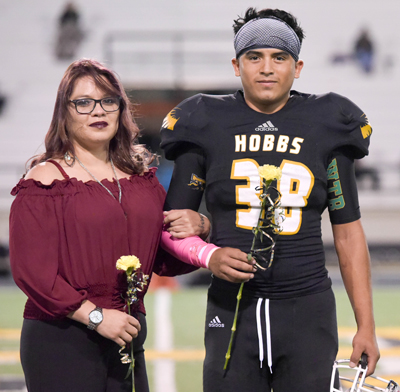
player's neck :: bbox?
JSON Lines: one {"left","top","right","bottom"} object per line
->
{"left": 243, "top": 95, "right": 290, "bottom": 115}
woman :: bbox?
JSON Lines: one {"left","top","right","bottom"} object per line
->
{"left": 9, "top": 58, "right": 217, "bottom": 391}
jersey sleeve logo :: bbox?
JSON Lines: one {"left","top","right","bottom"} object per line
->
{"left": 360, "top": 113, "right": 372, "bottom": 139}
{"left": 188, "top": 173, "right": 205, "bottom": 191}
{"left": 327, "top": 158, "right": 345, "bottom": 211}
{"left": 162, "top": 108, "right": 181, "bottom": 130}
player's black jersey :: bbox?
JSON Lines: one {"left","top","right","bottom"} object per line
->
{"left": 160, "top": 90, "right": 372, "bottom": 298}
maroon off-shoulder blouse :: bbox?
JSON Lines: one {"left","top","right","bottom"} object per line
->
{"left": 9, "top": 166, "right": 166, "bottom": 319}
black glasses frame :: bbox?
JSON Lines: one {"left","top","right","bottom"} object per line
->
{"left": 69, "top": 96, "right": 122, "bottom": 114}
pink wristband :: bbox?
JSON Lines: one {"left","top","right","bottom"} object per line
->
{"left": 160, "top": 230, "right": 219, "bottom": 269}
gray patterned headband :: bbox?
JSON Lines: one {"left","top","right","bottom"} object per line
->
{"left": 234, "top": 17, "right": 301, "bottom": 61}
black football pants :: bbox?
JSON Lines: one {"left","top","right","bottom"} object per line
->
{"left": 203, "top": 284, "right": 338, "bottom": 392}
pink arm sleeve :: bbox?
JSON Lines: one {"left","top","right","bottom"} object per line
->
{"left": 160, "top": 230, "right": 220, "bottom": 269}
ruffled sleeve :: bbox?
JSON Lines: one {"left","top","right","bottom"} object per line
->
{"left": 9, "top": 180, "right": 87, "bottom": 318}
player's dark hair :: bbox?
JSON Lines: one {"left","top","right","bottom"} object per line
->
{"left": 233, "top": 7, "right": 305, "bottom": 44}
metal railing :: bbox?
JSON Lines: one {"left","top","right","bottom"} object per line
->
{"left": 103, "top": 30, "right": 238, "bottom": 89}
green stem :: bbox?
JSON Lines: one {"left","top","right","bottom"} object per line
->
{"left": 223, "top": 177, "right": 277, "bottom": 371}
{"left": 128, "top": 303, "right": 135, "bottom": 392}
{"left": 223, "top": 282, "right": 244, "bottom": 370}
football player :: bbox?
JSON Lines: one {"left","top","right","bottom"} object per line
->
{"left": 161, "top": 7, "right": 380, "bottom": 392}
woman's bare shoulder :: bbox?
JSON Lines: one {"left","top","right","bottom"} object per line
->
{"left": 24, "top": 160, "right": 65, "bottom": 185}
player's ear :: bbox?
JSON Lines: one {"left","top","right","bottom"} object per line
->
{"left": 294, "top": 59, "right": 304, "bottom": 79}
{"left": 232, "top": 57, "right": 241, "bottom": 77}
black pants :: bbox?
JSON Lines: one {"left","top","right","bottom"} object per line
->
{"left": 203, "top": 283, "right": 338, "bottom": 392}
{"left": 20, "top": 312, "right": 149, "bottom": 392}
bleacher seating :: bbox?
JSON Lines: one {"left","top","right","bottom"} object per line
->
{"left": 0, "top": 0, "right": 399, "bottom": 242}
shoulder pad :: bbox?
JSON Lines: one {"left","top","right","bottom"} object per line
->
{"left": 160, "top": 94, "right": 209, "bottom": 160}
{"left": 325, "top": 92, "right": 372, "bottom": 159}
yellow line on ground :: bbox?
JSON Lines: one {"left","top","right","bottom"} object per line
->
{"left": 1, "top": 328, "right": 400, "bottom": 362}
{"left": 338, "top": 347, "right": 400, "bottom": 357}
{"left": 145, "top": 349, "right": 205, "bottom": 361}
{"left": 0, "top": 329, "right": 20, "bottom": 339}
{"left": 0, "top": 349, "right": 206, "bottom": 363}
{"left": 375, "top": 328, "right": 400, "bottom": 339}
{"left": 2, "top": 327, "right": 400, "bottom": 340}
{"left": 338, "top": 327, "right": 400, "bottom": 339}
{"left": 1, "top": 348, "right": 400, "bottom": 363}
{"left": 381, "top": 376, "right": 400, "bottom": 383}
{"left": 0, "top": 351, "right": 20, "bottom": 363}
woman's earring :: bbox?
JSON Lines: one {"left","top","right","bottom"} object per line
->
{"left": 64, "top": 152, "right": 73, "bottom": 167}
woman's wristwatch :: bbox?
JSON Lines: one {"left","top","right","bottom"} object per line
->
{"left": 88, "top": 306, "right": 103, "bottom": 330}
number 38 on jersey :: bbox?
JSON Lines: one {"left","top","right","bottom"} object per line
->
{"left": 231, "top": 159, "right": 314, "bottom": 235}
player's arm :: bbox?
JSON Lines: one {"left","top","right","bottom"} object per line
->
{"left": 164, "top": 145, "right": 255, "bottom": 283}
{"left": 163, "top": 144, "right": 210, "bottom": 239}
{"left": 332, "top": 220, "right": 379, "bottom": 375}
{"left": 328, "top": 153, "right": 379, "bottom": 375}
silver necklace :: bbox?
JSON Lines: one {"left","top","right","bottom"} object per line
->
{"left": 75, "top": 156, "right": 122, "bottom": 204}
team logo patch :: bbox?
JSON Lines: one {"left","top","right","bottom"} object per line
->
{"left": 188, "top": 173, "right": 205, "bottom": 191}
{"left": 360, "top": 113, "right": 372, "bottom": 139}
{"left": 162, "top": 108, "right": 181, "bottom": 130}
{"left": 255, "top": 121, "right": 278, "bottom": 132}
{"left": 208, "top": 316, "right": 224, "bottom": 328}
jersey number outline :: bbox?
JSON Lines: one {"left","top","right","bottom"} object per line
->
{"left": 231, "top": 159, "right": 314, "bottom": 235}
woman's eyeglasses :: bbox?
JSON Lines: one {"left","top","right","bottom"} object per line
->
{"left": 69, "top": 97, "right": 121, "bottom": 114}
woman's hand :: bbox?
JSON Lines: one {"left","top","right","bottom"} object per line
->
{"left": 68, "top": 301, "right": 141, "bottom": 346}
{"left": 96, "top": 309, "right": 141, "bottom": 347}
{"left": 164, "top": 209, "right": 210, "bottom": 240}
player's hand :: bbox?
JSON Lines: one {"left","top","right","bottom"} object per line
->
{"left": 163, "top": 209, "right": 210, "bottom": 240}
{"left": 349, "top": 328, "right": 380, "bottom": 376}
{"left": 96, "top": 309, "right": 141, "bottom": 347}
{"left": 208, "top": 247, "right": 256, "bottom": 283}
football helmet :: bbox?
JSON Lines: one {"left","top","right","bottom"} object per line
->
{"left": 331, "top": 354, "right": 399, "bottom": 392}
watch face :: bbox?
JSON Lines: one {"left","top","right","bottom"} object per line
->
{"left": 90, "top": 310, "right": 103, "bottom": 323}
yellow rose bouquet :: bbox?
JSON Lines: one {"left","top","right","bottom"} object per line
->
{"left": 250, "top": 164, "right": 284, "bottom": 270}
{"left": 116, "top": 255, "right": 149, "bottom": 391}
{"left": 224, "top": 164, "right": 283, "bottom": 370}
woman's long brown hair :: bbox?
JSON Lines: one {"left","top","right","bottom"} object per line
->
{"left": 30, "top": 58, "right": 154, "bottom": 175}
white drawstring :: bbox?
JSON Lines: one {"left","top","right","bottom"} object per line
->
{"left": 256, "top": 298, "right": 273, "bottom": 373}
{"left": 256, "top": 298, "right": 264, "bottom": 367}
{"left": 265, "top": 299, "right": 273, "bottom": 374}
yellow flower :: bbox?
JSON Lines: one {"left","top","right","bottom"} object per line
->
{"left": 258, "top": 164, "right": 282, "bottom": 182}
{"left": 116, "top": 255, "right": 141, "bottom": 272}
